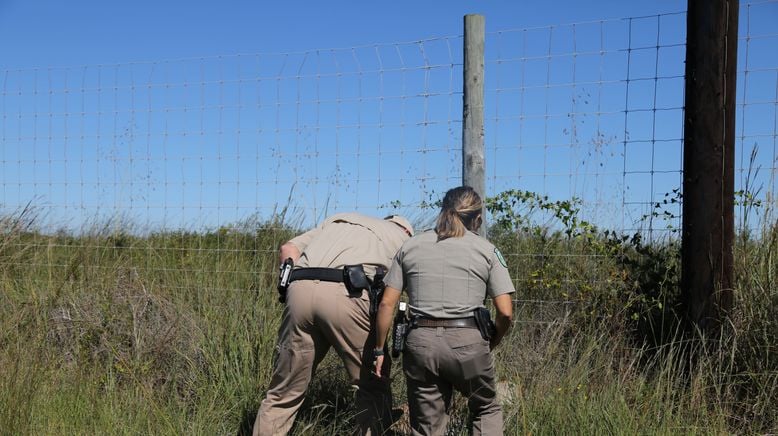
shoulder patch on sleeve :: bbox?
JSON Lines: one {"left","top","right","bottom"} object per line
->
{"left": 494, "top": 247, "right": 508, "bottom": 268}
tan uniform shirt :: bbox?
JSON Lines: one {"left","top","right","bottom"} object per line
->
{"left": 288, "top": 212, "right": 409, "bottom": 278}
{"left": 384, "top": 230, "right": 515, "bottom": 318}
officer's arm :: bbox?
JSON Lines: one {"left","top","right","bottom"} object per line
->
{"left": 372, "top": 286, "right": 400, "bottom": 377}
{"left": 490, "top": 293, "right": 513, "bottom": 349}
{"left": 375, "top": 286, "right": 401, "bottom": 349}
{"left": 279, "top": 242, "right": 302, "bottom": 265}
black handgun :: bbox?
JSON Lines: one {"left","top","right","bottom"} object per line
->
{"left": 277, "top": 258, "right": 294, "bottom": 303}
{"left": 368, "top": 266, "right": 386, "bottom": 318}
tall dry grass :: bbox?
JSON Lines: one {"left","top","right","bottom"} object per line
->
{"left": 0, "top": 204, "right": 776, "bottom": 434}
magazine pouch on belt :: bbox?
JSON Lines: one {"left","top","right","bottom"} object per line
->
{"left": 343, "top": 264, "right": 370, "bottom": 296}
{"left": 473, "top": 307, "right": 497, "bottom": 341}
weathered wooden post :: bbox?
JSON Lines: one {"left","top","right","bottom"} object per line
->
{"left": 463, "top": 14, "right": 485, "bottom": 234}
{"left": 682, "top": 0, "right": 738, "bottom": 333}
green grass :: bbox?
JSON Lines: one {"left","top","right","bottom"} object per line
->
{"left": 1, "top": 208, "right": 776, "bottom": 435}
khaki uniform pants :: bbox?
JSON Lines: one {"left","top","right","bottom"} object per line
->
{"left": 402, "top": 327, "right": 502, "bottom": 436}
{"left": 254, "top": 280, "right": 392, "bottom": 436}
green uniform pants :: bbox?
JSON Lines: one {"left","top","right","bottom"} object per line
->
{"left": 403, "top": 326, "right": 503, "bottom": 436}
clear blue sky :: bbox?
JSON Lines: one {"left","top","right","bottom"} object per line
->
{"left": 1, "top": 1, "right": 687, "bottom": 69}
{"left": 1, "top": 1, "right": 776, "bottom": 234}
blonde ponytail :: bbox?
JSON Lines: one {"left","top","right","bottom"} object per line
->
{"left": 435, "top": 186, "right": 483, "bottom": 240}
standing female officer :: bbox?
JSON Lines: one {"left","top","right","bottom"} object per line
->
{"left": 373, "top": 186, "right": 515, "bottom": 435}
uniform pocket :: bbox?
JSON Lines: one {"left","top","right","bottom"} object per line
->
{"left": 449, "top": 334, "right": 488, "bottom": 350}
{"left": 450, "top": 331, "right": 490, "bottom": 380}
{"left": 404, "top": 328, "right": 425, "bottom": 350}
{"left": 402, "top": 330, "right": 429, "bottom": 382}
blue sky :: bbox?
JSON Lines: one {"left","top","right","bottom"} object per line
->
{"left": 1, "top": 1, "right": 776, "bottom": 234}
{"left": 1, "top": 1, "right": 687, "bottom": 68}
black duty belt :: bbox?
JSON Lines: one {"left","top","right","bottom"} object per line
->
{"left": 415, "top": 317, "right": 477, "bottom": 329}
{"left": 289, "top": 267, "right": 344, "bottom": 283}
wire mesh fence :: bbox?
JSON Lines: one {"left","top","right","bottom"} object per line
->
{"left": 738, "top": 0, "right": 778, "bottom": 231}
{"left": 0, "top": 37, "right": 464, "bottom": 232}
{"left": 486, "top": 12, "right": 688, "bottom": 236}
{"left": 1, "top": 2, "right": 776, "bottom": 321}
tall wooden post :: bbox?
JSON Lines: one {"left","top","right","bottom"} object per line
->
{"left": 463, "top": 14, "right": 485, "bottom": 234}
{"left": 682, "top": 0, "right": 738, "bottom": 333}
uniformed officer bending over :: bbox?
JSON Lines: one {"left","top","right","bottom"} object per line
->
{"left": 254, "top": 213, "right": 414, "bottom": 436}
{"left": 373, "top": 186, "right": 515, "bottom": 436}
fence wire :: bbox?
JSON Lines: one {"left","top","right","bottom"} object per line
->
{"left": 487, "top": 12, "right": 688, "bottom": 237}
{"left": 738, "top": 0, "right": 778, "bottom": 232}
{"left": 1, "top": 39, "right": 468, "bottom": 231}
{"left": 1, "top": 2, "right": 776, "bottom": 323}
{"left": 485, "top": 12, "right": 688, "bottom": 323}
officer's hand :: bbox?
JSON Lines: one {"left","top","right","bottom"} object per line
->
{"left": 373, "top": 355, "right": 385, "bottom": 378}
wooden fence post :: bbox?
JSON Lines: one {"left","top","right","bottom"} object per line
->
{"left": 463, "top": 14, "right": 486, "bottom": 234}
{"left": 682, "top": 0, "right": 738, "bottom": 333}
